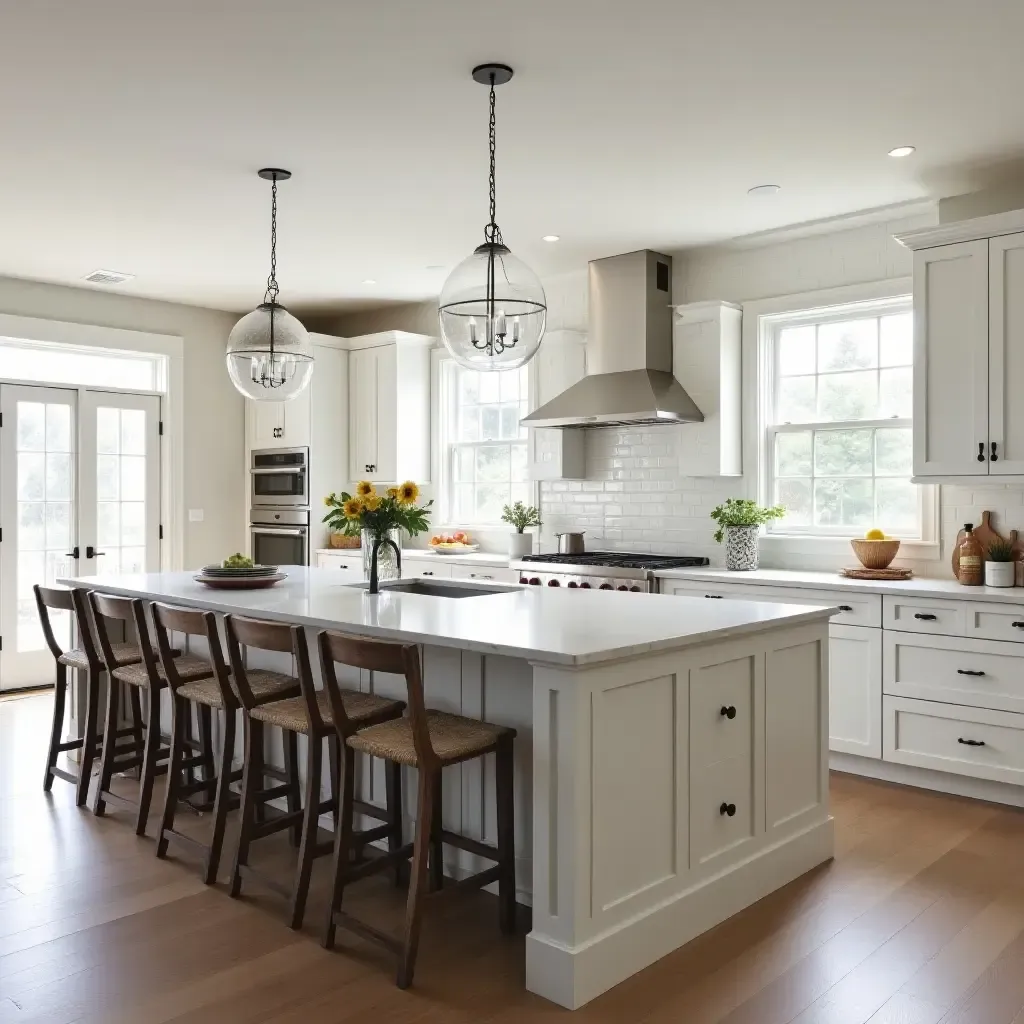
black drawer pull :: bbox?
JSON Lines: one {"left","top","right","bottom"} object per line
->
{"left": 705, "top": 594, "right": 723, "bottom": 599}
{"left": 422, "top": 571, "right": 434, "bottom": 576}
{"left": 992, "top": 441, "right": 999, "bottom": 462}
{"left": 957, "top": 669, "right": 986, "bottom": 677}
{"left": 1013, "top": 622, "right": 1024, "bottom": 629}
{"left": 914, "top": 613, "right": 938, "bottom": 621}
{"left": 720, "top": 705, "right": 737, "bottom": 719}
{"left": 838, "top": 605, "right": 853, "bottom": 612}
{"left": 957, "top": 737, "right": 986, "bottom": 747}
{"left": 719, "top": 802, "right": 737, "bottom": 817}
{"left": 978, "top": 442, "right": 986, "bottom": 462}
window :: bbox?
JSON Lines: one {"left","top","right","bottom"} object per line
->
{"left": 763, "top": 296, "right": 923, "bottom": 538}
{"left": 439, "top": 360, "right": 531, "bottom": 525}
{"left": 0, "top": 337, "right": 162, "bottom": 390}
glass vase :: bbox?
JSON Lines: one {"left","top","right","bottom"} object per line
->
{"left": 362, "top": 527, "right": 402, "bottom": 584}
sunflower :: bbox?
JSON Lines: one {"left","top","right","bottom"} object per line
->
{"left": 324, "top": 493, "right": 335, "bottom": 506}
{"left": 386, "top": 487, "right": 400, "bottom": 500}
{"left": 363, "top": 494, "right": 382, "bottom": 512}
{"left": 398, "top": 481, "right": 420, "bottom": 505}
{"left": 342, "top": 497, "right": 364, "bottom": 519}
{"left": 355, "top": 480, "right": 375, "bottom": 498}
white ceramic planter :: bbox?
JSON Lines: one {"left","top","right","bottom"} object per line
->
{"left": 509, "top": 532, "right": 533, "bottom": 558}
{"left": 984, "top": 560, "right": 1015, "bottom": 588}
{"left": 725, "top": 525, "right": 760, "bottom": 571}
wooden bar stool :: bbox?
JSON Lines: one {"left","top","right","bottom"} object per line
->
{"left": 149, "top": 602, "right": 303, "bottom": 884}
{"left": 318, "top": 630, "right": 517, "bottom": 989}
{"left": 224, "top": 614, "right": 405, "bottom": 930}
{"left": 35, "top": 584, "right": 144, "bottom": 806}
{"left": 88, "top": 592, "right": 211, "bottom": 834}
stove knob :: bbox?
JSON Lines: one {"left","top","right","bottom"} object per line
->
{"left": 616, "top": 585, "right": 629, "bottom": 591}
{"left": 630, "top": 586, "right": 642, "bottom": 592}
{"left": 529, "top": 577, "right": 542, "bottom": 585}
{"left": 579, "top": 582, "right": 591, "bottom": 589}
{"left": 519, "top": 577, "right": 529, "bottom": 585}
{"left": 567, "top": 581, "right": 578, "bottom": 588}
{"left": 599, "top": 583, "right": 613, "bottom": 590}
{"left": 547, "top": 579, "right": 560, "bottom": 587}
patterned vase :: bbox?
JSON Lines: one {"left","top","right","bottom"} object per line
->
{"left": 362, "top": 527, "right": 402, "bottom": 583}
{"left": 725, "top": 525, "right": 759, "bottom": 571}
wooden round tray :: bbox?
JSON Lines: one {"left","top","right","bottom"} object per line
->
{"left": 839, "top": 566, "right": 913, "bottom": 581}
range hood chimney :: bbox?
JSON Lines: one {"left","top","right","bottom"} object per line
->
{"left": 521, "top": 250, "right": 703, "bottom": 428}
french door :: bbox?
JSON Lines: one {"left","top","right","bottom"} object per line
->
{"left": 0, "top": 385, "right": 161, "bottom": 690}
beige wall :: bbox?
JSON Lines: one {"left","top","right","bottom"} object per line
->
{"left": 327, "top": 300, "right": 438, "bottom": 338}
{"left": 0, "top": 276, "right": 245, "bottom": 567}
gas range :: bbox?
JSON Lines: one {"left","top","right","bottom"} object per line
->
{"left": 509, "top": 552, "right": 710, "bottom": 593}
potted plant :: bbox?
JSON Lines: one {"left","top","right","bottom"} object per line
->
{"left": 323, "top": 481, "right": 433, "bottom": 593}
{"left": 984, "top": 537, "right": 1016, "bottom": 588}
{"left": 501, "top": 501, "right": 541, "bottom": 557}
{"left": 710, "top": 498, "right": 786, "bottom": 571}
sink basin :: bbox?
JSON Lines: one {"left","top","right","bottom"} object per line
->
{"left": 346, "top": 579, "right": 512, "bottom": 598}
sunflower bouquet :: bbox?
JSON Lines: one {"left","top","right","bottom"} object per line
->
{"left": 322, "top": 480, "right": 433, "bottom": 540}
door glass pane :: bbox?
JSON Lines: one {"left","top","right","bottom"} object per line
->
{"left": 94, "top": 406, "right": 149, "bottom": 577}
{"left": 120, "top": 409, "right": 146, "bottom": 455}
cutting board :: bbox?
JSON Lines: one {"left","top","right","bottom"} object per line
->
{"left": 951, "top": 510, "right": 1019, "bottom": 579}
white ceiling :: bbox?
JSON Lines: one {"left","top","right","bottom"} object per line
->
{"left": 2, "top": 0, "right": 1023, "bottom": 314}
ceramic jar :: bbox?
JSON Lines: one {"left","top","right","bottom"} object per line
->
{"left": 508, "top": 532, "right": 533, "bottom": 558}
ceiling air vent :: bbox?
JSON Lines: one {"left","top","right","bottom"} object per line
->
{"left": 83, "top": 269, "right": 134, "bottom": 285}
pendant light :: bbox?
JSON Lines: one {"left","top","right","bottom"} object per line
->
{"left": 226, "top": 168, "right": 314, "bottom": 401}
{"left": 439, "top": 64, "right": 547, "bottom": 372}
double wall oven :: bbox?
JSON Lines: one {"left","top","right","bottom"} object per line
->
{"left": 250, "top": 446, "right": 310, "bottom": 565}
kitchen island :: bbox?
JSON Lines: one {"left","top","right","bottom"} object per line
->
{"left": 61, "top": 566, "right": 838, "bottom": 1009}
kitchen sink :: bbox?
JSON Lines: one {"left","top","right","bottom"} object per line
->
{"left": 346, "top": 579, "right": 513, "bottom": 598}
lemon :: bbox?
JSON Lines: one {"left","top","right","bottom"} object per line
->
{"left": 864, "top": 528, "right": 886, "bottom": 540}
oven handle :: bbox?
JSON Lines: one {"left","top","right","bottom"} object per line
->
{"left": 251, "top": 467, "right": 307, "bottom": 475}
{"left": 250, "top": 527, "right": 306, "bottom": 536}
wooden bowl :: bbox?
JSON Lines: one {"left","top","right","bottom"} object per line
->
{"left": 850, "top": 538, "right": 901, "bottom": 569}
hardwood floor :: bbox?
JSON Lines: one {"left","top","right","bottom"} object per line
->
{"left": 4, "top": 690, "right": 1024, "bottom": 1023}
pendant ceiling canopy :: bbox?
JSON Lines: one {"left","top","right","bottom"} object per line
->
{"left": 439, "top": 64, "right": 547, "bottom": 372}
{"left": 226, "top": 168, "right": 314, "bottom": 402}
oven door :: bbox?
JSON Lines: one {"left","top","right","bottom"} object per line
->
{"left": 250, "top": 524, "right": 308, "bottom": 566}
{"left": 250, "top": 448, "right": 309, "bottom": 506}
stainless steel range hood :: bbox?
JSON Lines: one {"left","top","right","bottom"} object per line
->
{"left": 521, "top": 249, "right": 703, "bottom": 428}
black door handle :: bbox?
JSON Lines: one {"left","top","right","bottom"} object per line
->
{"left": 85, "top": 546, "right": 106, "bottom": 559}
{"left": 914, "top": 613, "right": 937, "bottom": 621}
{"left": 957, "top": 669, "right": 986, "bottom": 677}
{"left": 719, "top": 802, "right": 737, "bottom": 817}
{"left": 957, "top": 737, "right": 985, "bottom": 747}
{"left": 992, "top": 441, "right": 999, "bottom": 462}
{"left": 64, "top": 547, "right": 80, "bottom": 559}
{"left": 978, "top": 442, "right": 986, "bottom": 462}
{"left": 720, "top": 705, "right": 737, "bottom": 719}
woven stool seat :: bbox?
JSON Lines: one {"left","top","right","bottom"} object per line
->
{"left": 178, "top": 669, "right": 299, "bottom": 708}
{"left": 59, "top": 641, "right": 141, "bottom": 671}
{"left": 348, "top": 710, "right": 514, "bottom": 767}
{"left": 251, "top": 688, "right": 403, "bottom": 734}
{"left": 112, "top": 653, "right": 211, "bottom": 687}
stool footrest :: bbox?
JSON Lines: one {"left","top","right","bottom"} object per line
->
{"left": 48, "top": 766, "right": 79, "bottom": 785}
{"left": 344, "top": 842, "right": 414, "bottom": 885}
{"left": 351, "top": 822, "right": 392, "bottom": 849}
{"left": 252, "top": 809, "right": 303, "bottom": 839}
{"left": 255, "top": 783, "right": 292, "bottom": 803}
{"left": 436, "top": 864, "right": 500, "bottom": 896}
{"left": 56, "top": 738, "right": 85, "bottom": 753}
{"left": 352, "top": 798, "right": 390, "bottom": 823}
{"left": 440, "top": 829, "right": 500, "bottom": 863}
{"left": 237, "top": 864, "right": 292, "bottom": 901}
{"left": 161, "top": 829, "right": 209, "bottom": 857}
{"left": 97, "top": 789, "right": 139, "bottom": 812}
{"left": 329, "top": 908, "right": 402, "bottom": 955}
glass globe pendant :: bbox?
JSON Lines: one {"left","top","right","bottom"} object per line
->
{"left": 226, "top": 168, "right": 314, "bottom": 401}
{"left": 439, "top": 65, "right": 546, "bottom": 372}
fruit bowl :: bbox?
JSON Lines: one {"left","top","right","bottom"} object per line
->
{"left": 850, "top": 538, "right": 901, "bottom": 570}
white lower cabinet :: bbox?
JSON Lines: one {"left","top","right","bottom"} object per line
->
{"left": 448, "top": 563, "right": 519, "bottom": 583}
{"left": 315, "top": 551, "right": 361, "bottom": 572}
{"left": 402, "top": 558, "right": 452, "bottom": 579}
{"left": 690, "top": 755, "right": 756, "bottom": 868}
{"left": 829, "top": 624, "right": 882, "bottom": 758}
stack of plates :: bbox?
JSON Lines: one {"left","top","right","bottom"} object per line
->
{"left": 195, "top": 564, "right": 287, "bottom": 589}
{"left": 200, "top": 564, "right": 279, "bottom": 578}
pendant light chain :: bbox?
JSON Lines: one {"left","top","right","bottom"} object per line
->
{"left": 265, "top": 175, "right": 280, "bottom": 305}
{"left": 484, "top": 74, "right": 502, "bottom": 246}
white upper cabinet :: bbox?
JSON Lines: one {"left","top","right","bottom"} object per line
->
{"left": 527, "top": 330, "right": 586, "bottom": 480}
{"left": 897, "top": 211, "right": 1024, "bottom": 481}
{"left": 672, "top": 301, "right": 742, "bottom": 477}
{"left": 347, "top": 331, "right": 432, "bottom": 484}
{"left": 244, "top": 337, "right": 322, "bottom": 451}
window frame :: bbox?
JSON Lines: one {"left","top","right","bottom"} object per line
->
{"left": 742, "top": 278, "right": 938, "bottom": 559}
{"left": 432, "top": 349, "right": 537, "bottom": 529}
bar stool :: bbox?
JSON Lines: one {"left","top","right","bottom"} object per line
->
{"left": 318, "top": 630, "right": 517, "bottom": 989}
{"left": 88, "top": 592, "right": 212, "bottom": 834}
{"left": 150, "top": 601, "right": 302, "bottom": 884}
{"left": 224, "top": 614, "right": 406, "bottom": 930}
{"left": 35, "top": 584, "right": 144, "bottom": 806}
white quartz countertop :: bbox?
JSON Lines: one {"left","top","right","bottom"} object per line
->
{"left": 316, "top": 548, "right": 512, "bottom": 568}
{"left": 655, "top": 566, "right": 1024, "bottom": 604}
{"left": 59, "top": 566, "right": 837, "bottom": 668}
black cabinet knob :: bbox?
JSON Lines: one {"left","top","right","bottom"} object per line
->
{"left": 719, "top": 802, "right": 737, "bottom": 817}
{"left": 720, "top": 705, "right": 737, "bottom": 719}
{"left": 978, "top": 442, "right": 986, "bottom": 462}
{"left": 957, "top": 737, "right": 985, "bottom": 747}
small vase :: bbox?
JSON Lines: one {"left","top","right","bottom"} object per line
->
{"left": 725, "top": 525, "right": 759, "bottom": 571}
{"left": 362, "top": 527, "right": 402, "bottom": 590}
{"left": 508, "top": 532, "right": 533, "bottom": 558}
{"left": 985, "top": 560, "right": 1015, "bottom": 588}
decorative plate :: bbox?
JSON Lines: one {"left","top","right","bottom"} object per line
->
{"left": 428, "top": 544, "right": 481, "bottom": 555}
{"left": 194, "top": 572, "right": 288, "bottom": 589}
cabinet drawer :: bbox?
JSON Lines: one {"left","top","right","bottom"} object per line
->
{"left": 883, "top": 696, "right": 1024, "bottom": 786}
{"left": 882, "top": 596, "right": 966, "bottom": 636}
{"left": 963, "top": 601, "right": 1024, "bottom": 644}
{"left": 448, "top": 564, "right": 518, "bottom": 583}
{"left": 316, "top": 553, "right": 360, "bottom": 571}
{"left": 664, "top": 581, "right": 878, "bottom": 627}
{"left": 884, "top": 631, "right": 1024, "bottom": 714}
{"left": 690, "top": 754, "right": 755, "bottom": 868}
{"left": 690, "top": 656, "right": 756, "bottom": 770}
{"left": 402, "top": 559, "right": 452, "bottom": 579}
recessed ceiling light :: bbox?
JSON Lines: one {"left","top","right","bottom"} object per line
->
{"left": 542, "top": 234, "right": 560, "bottom": 242}
{"left": 888, "top": 145, "right": 916, "bottom": 158}
{"left": 747, "top": 184, "right": 781, "bottom": 196}
{"left": 361, "top": 278, "right": 377, "bottom": 285}
{"left": 426, "top": 265, "right": 444, "bottom": 271}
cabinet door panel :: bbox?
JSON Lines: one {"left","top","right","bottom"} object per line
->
{"left": 989, "top": 232, "right": 1024, "bottom": 474}
{"left": 348, "top": 349, "right": 377, "bottom": 479}
{"left": 374, "top": 345, "right": 398, "bottom": 482}
{"left": 913, "top": 241, "right": 989, "bottom": 477}
{"left": 282, "top": 379, "right": 311, "bottom": 447}
{"left": 247, "top": 400, "right": 285, "bottom": 449}
{"left": 829, "top": 624, "right": 882, "bottom": 757}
